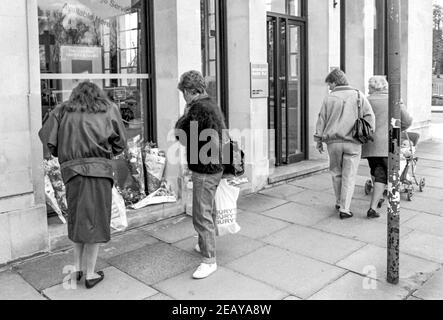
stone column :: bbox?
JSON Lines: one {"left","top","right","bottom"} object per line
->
{"left": 226, "top": 0, "right": 269, "bottom": 192}
{"left": 344, "top": 0, "right": 375, "bottom": 93}
{"left": 0, "top": 0, "right": 48, "bottom": 265}
{"left": 401, "top": 0, "right": 433, "bottom": 140}
{"left": 154, "top": 0, "right": 201, "bottom": 192}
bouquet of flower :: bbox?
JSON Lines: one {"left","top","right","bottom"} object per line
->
{"left": 129, "top": 181, "right": 177, "bottom": 210}
{"left": 144, "top": 143, "right": 167, "bottom": 194}
{"left": 43, "top": 157, "right": 68, "bottom": 218}
{"left": 113, "top": 135, "right": 146, "bottom": 206}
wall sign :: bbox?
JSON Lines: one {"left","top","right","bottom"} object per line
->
{"left": 250, "top": 63, "right": 269, "bottom": 99}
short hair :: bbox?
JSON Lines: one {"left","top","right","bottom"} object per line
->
{"left": 325, "top": 68, "right": 349, "bottom": 86}
{"left": 368, "top": 76, "right": 389, "bottom": 94}
{"left": 65, "top": 81, "right": 112, "bottom": 113}
{"left": 178, "top": 70, "right": 207, "bottom": 95}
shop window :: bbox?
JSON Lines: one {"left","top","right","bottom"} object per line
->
{"left": 266, "top": 0, "right": 303, "bottom": 16}
{"left": 38, "top": 0, "right": 151, "bottom": 141}
{"left": 38, "top": 0, "right": 157, "bottom": 219}
{"left": 201, "top": 0, "right": 229, "bottom": 119}
{"left": 374, "top": 0, "right": 387, "bottom": 75}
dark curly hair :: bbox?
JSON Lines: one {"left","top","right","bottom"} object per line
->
{"left": 177, "top": 70, "right": 207, "bottom": 95}
{"left": 65, "top": 81, "right": 112, "bottom": 113}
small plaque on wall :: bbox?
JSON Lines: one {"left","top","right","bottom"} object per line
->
{"left": 250, "top": 63, "right": 269, "bottom": 99}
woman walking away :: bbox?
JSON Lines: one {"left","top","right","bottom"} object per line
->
{"left": 362, "top": 76, "right": 413, "bottom": 218}
{"left": 175, "top": 71, "right": 227, "bottom": 279}
{"left": 39, "top": 81, "right": 127, "bottom": 289}
{"left": 315, "top": 69, "right": 375, "bottom": 220}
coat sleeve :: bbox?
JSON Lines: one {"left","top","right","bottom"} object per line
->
{"left": 175, "top": 113, "right": 190, "bottom": 147}
{"left": 400, "top": 102, "right": 413, "bottom": 132}
{"left": 109, "top": 104, "right": 127, "bottom": 156}
{"left": 38, "top": 110, "right": 60, "bottom": 158}
{"left": 314, "top": 98, "right": 328, "bottom": 142}
{"left": 362, "top": 94, "right": 376, "bottom": 132}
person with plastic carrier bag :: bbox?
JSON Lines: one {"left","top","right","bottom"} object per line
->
{"left": 175, "top": 70, "right": 228, "bottom": 279}
{"left": 39, "top": 81, "right": 127, "bottom": 289}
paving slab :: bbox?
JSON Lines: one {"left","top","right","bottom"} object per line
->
{"left": 0, "top": 271, "right": 45, "bottom": 300}
{"left": 413, "top": 186, "right": 443, "bottom": 201}
{"left": 283, "top": 296, "right": 302, "bottom": 301}
{"left": 238, "top": 194, "right": 288, "bottom": 213}
{"left": 401, "top": 231, "right": 443, "bottom": 263}
{"left": 236, "top": 211, "right": 291, "bottom": 239}
{"left": 312, "top": 216, "right": 414, "bottom": 248}
{"left": 99, "top": 229, "right": 159, "bottom": 260}
{"left": 417, "top": 176, "right": 443, "bottom": 190}
{"left": 285, "top": 191, "right": 338, "bottom": 209}
{"left": 174, "top": 234, "right": 265, "bottom": 266}
{"left": 419, "top": 167, "right": 443, "bottom": 179}
{"left": 145, "top": 293, "right": 174, "bottom": 300}
{"left": 142, "top": 216, "right": 197, "bottom": 244}
{"left": 14, "top": 251, "right": 109, "bottom": 291}
{"left": 259, "top": 184, "right": 306, "bottom": 200}
{"left": 43, "top": 267, "right": 157, "bottom": 300}
{"left": 336, "top": 245, "right": 440, "bottom": 290}
{"left": 308, "top": 273, "right": 409, "bottom": 300}
{"left": 414, "top": 268, "right": 443, "bottom": 300}
{"left": 403, "top": 213, "right": 443, "bottom": 238}
{"left": 263, "top": 225, "right": 366, "bottom": 264}
{"left": 401, "top": 197, "right": 443, "bottom": 217}
{"left": 261, "top": 202, "right": 336, "bottom": 226}
{"left": 154, "top": 267, "right": 287, "bottom": 300}
{"left": 289, "top": 173, "right": 333, "bottom": 191}
{"left": 226, "top": 246, "right": 346, "bottom": 299}
{"left": 108, "top": 242, "right": 201, "bottom": 285}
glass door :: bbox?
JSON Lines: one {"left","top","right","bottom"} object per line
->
{"left": 267, "top": 15, "right": 306, "bottom": 166}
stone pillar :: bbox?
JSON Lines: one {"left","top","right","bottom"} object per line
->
{"left": 0, "top": 0, "right": 48, "bottom": 265}
{"left": 307, "top": 0, "right": 331, "bottom": 161}
{"left": 226, "top": 0, "right": 269, "bottom": 191}
{"left": 401, "top": 0, "right": 433, "bottom": 140}
{"left": 154, "top": 0, "right": 201, "bottom": 192}
{"left": 344, "top": 0, "right": 375, "bottom": 93}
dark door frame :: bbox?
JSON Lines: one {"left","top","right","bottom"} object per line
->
{"left": 267, "top": 10, "right": 308, "bottom": 166}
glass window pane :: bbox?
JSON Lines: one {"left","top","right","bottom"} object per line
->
{"left": 201, "top": 0, "right": 218, "bottom": 102}
{"left": 289, "top": 0, "right": 302, "bottom": 16}
{"left": 266, "top": 0, "right": 286, "bottom": 14}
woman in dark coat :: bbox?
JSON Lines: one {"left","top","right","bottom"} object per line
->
{"left": 39, "top": 81, "right": 127, "bottom": 289}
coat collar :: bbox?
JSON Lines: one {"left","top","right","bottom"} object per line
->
{"left": 331, "top": 85, "right": 356, "bottom": 93}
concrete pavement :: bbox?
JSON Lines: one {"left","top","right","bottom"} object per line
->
{"left": 1, "top": 139, "right": 442, "bottom": 300}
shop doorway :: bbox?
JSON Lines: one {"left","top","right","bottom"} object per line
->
{"left": 267, "top": 14, "right": 307, "bottom": 166}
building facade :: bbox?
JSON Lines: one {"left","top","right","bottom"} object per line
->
{"left": 0, "top": 0, "right": 433, "bottom": 265}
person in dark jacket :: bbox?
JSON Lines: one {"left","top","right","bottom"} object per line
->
{"left": 175, "top": 70, "right": 227, "bottom": 279}
{"left": 362, "top": 76, "right": 413, "bottom": 218}
{"left": 39, "top": 81, "right": 127, "bottom": 289}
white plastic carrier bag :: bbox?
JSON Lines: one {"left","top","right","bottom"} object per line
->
{"left": 111, "top": 187, "right": 128, "bottom": 232}
{"left": 215, "top": 179, "right": 241, "bottom": 236}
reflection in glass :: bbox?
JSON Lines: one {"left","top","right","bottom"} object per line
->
{"left": 201, "top": 0, "right": 218, "bottom": 102}
{"left": 265, "top": 0, "right": 302, "bottom": 16}
{"left": 38, "top": 0, "right": 147, "bottom": 140}
{"left": 288, "top": 24, "right": 302, "bottom": 155}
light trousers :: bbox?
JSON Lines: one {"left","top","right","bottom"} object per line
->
{"left": 327, "top": 142, "right": 362, "bottom": 214}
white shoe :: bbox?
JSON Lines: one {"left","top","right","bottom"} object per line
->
{"left": 194, "top": 244, "right": 201, "bottom": 253}
{"left": 192, "top": 263, "right": 217, "bottom": 279}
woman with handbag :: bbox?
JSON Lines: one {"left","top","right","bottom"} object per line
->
{"left": 362, "top": 76, "right": 413, "bottom": 219}
{"left": 175, "top": 70, "right": 228, "bottom": 279}
{"left": 39, "top": 81, "right": 127, "bottom": 289}
{"left": 314, "top": 69, "right": 375, "bottom": 219}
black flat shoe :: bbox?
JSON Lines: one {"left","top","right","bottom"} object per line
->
{"left": 377, "top": 198, "right": 385, "bottom": 209}
{"left": 85, "top": 271, "right": 105, "bottom": 289}
{"left": 335, "top": 205, "right": 341, "bottom": 211}
{"left": 75, "top": 271, "right": 83, "bottom": 282}
{"left": 367, "top": 209, "right": 381, "bottom": 219}
{"left": 340, "top": 212, "right": 354, "bottom": 220}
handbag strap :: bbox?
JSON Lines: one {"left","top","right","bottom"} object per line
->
{"left": 355, "top": 90, "right": 363, "bottom": 119}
